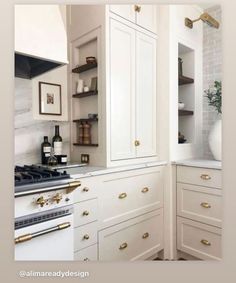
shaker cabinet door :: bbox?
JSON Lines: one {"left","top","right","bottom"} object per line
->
{"left": 136, "top": 5, "right": 157, "bottom": 34}
{"left": 109, "top": 5, "right": 136, "bottom": 23}
{"left": 110, "top": 19, "right": 136, "bottom": 161}
{"left": 135, "top": 32, "right": 157, "bottom": 157}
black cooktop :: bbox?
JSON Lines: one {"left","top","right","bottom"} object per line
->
{"left": 15, "top": 165, "right": 70, "bottom": 187}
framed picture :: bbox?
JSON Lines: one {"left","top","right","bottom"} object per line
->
{"left": 39, "top": 82, "right": 62, "bottom": 115}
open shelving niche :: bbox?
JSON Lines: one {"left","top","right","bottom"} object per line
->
{"left": 71, "top": 35, "right": 99, "bottom": 154}
{"left": 178, "top": 43, "right": 195, "bottom": 145}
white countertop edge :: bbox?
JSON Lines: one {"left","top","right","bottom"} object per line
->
{"left": 172, "top": 159, "right": 222, "bottom": 170}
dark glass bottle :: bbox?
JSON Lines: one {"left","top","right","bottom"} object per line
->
{"left": 52, "top": 125, "right": 63, "bottom": 156}
{"left": 41, "top": 136, "right": 51, "bottom": 164}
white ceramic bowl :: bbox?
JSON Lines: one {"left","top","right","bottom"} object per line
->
{"left": 178, "top": 102, "right": 185, "bottom": 110}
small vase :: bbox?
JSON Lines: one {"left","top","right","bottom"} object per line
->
{"left": 76, "top": 79, "right": 84, "bottom": 93}
{"left": 208, "top": 119, "right": 222, "bottom": 161}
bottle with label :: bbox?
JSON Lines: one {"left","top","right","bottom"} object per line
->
{"left": 41, "top": 136, "right": 51, "bottom": 164}
{"left": 52, "top": 125, "right": 63, "bottom": 156}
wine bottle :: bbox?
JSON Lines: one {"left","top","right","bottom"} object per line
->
{"left": 41, "top": 136, "right": 51, "bottom": 164}
{"left": 52, "top": 125, "right": 63, "bottom": 156}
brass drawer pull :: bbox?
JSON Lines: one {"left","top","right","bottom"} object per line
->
{"left": 119, "top": 242, "right": 128, "bottom": 250}
{"left": 82, "top": 211, "right": 90, "bottom": 216}
{"left": 200, "top": 174, "right": 211, "bottom": 180}
{"left": 200, "top": 202, "right": 211, "bottom": 208}
{"left": 82, "top": 187, "right": 89, "bottom": 192}
{"left": 142, "top": 232, "right": 149, "bottom": 239}
{"left": 134, "top": 5, "right": 141, "bottom": 12}
{"left": 134, "top": 140, "right": 140, "bottom": 146}
{"left": 83, "top": 234, "right": 90, "bottom": 240}
{"left": 119, "top": 192, "right": 127, "bottom": 199}
{"left": 141, "top": 187, "right": 149, "bottom": 193}
{"left": 201, "top": 239, "right": 211, "bottom": 246}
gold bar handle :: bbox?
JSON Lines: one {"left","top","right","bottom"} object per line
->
{"left": 201, "top": 239, "right": 211, "bottom": 246}
{"left": 141, "top": 187, "right": 149, "bottom": 193}
{"left": 57, "top": 222, "right": 71, "bottom": 230}
{"left": 67, "top": 180, "right": 81, "bottom": 193}
{"left": 200, "top": 174, "right": 211, "bottom": 180}
{"left": 119, "top": 192, "right": 127, "bottom": 199}
{"left": 119, "top": 242, "right": 128, "bottom": 250}
{"left": 15, "top": 234, "right": 32, "bottom": 244}
{"left": 142, "top": 232, "right": 149, "bottom": 239}
{"left": 200, "top": 202, "right": 211, "bottom": 208}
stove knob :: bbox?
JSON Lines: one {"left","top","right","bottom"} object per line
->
{"left": 36, "top": 196, "right": 47, "bottom": 207}
{"left": 52, "top": 193, "right": 63, "bottom": 204}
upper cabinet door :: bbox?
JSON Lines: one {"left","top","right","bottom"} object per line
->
{"left": 110, "top": 19, "right": 136, "bottom": 161}
{"left": 136, "top": 5, "right": 157, "bottom": 34}
{"left": 135, "top": 32, "right": 157, "bottom": 158}
{"left": 109, "top": 5, "right": 136, "bottom": 23}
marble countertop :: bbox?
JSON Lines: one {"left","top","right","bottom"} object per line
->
{"left": 172, "top": 159, "right": 222, "bottom": 170}
{"left": 57, "top": 160, "right": 168, "bottom": 179}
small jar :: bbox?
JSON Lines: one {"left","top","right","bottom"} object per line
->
{"left": 60, "top": 155, "right": 68, "bottom": 165}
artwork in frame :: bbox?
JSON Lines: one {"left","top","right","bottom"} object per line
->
{"left": 39, "top": 82, "right": 62, "bottom": 115}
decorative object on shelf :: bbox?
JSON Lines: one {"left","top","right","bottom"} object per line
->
{"left": 81, "top": 154, "right": 89, "bottom": 164}
{"left": 178, "top": 102, "right": 185, "bottom": 110}
{"left": 178, "top": 132, "right": 187, "bottom": 144}
{"left": 83, "top": 122, "right": 92, "bottom": 145}
{"left": 83, "top": 85, "right": 89, "bottom": 92}
{"left": 76, "top": 79, "right": 84, "bottom": 93}
{"left": 88, "top": 113, "right": 98, "bottom": 119}
{"left": 178, "top": 57, "right": 183, "bottom": 76}
{"left": 78, "top": 122, "right": 84, "bottom": 144}
{"left": 56, "top": 154, "right": 68, "bottom": 165}
{"left": 47, "top": 148, "right": 58, "bottom": 166}
{"left": 86, "top": 56, "right": 97, "bottom": 64}
{"left": 41, "top": 136, "right": 51, "bottom": 165}
{"left": 90, "top": 77, "right": 98, "bottom": 91}
{"left": 205, "top": 81, "right": 222, "bottom": 161}
{"left": 39, "top": 82, "right": 62, "bottom": 115}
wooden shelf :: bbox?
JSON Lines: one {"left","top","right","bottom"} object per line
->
{"left": 72, "top": 90, "right": 98, "bottom": 98}
{"left": 73, "top": 143, "right": 98, "bottom": 147}
{"left": 72, "top": 62, "right": 97, "bottom": 74}
{"left": 179, "top": 75, "right": 194, "bottom": 85}
{"left": 73, "top": 118, "right": 98, "bottom": 123}
{"left": 178, "top": 110, "right": 194, "bottom": 116}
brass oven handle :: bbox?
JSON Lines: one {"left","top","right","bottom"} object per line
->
{"left": 119, "top": 192, "right": 127, "bottom": 199}
{"left": 15, "top": 222, "right": 71, "bottom": 244}
{"left": 66, "top": 180, "right": 81, "bottom": 193}
{"left": 200, "top": 202, "right": 211, "bottom": 208}
{"left": 134, "top": 5, "right": 141, "bottom": 12}
{"left": 82, "top": 210, "right": 90, "bottom": 216}
{"left": 141, "top": 187, "right": 149, "bottom": 193}
{"left": 83, "top": 234, "right": 90, "bottom": 240}
{"left": 200, "top": 174, "right": 211, "bottom": 180}
{"left": 119, "top": 242, "right": 128, "bottom": 250}
{"left": 82, "top": 187, "right": 89, "bottom": 192}
{"left": 142, "top": 232, "right": 150, "bottom": 239}
{"left": 200, "top": 239, "right": 211, "bottom": 246}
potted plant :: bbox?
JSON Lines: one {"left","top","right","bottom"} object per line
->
{"left": 205, "top": 80, "right": 222, "bottom": 160}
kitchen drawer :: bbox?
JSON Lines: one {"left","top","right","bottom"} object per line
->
{"left": 99, "top": 209, "right": 163, "bottom": 261}
{"left": 177, "top": 183, "right": 222, "bottom": 227}
{"left": 99, "top": 166, "right": 164, "bottom": 227}
{"left": 177, "top": 166, "right": 221, "bottom": 189}
{"left": 177, "top": 217, "right": 221, "bottom": 260}
{"left": 74, "top": 221, "right": 97, "bottom": 251}
{"left": 74, "top": 198, "right": 98, "bottom": 227}
{"left": 74, "top": 244, "right": 98, "bottom": 261}
{"left": 74, "top": 177, "right": 97, "bottom": 203}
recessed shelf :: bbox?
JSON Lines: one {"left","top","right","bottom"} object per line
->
{"left": 179, "top": 75, "right": 194, "bottom": 85}
{"left": 73, "top": 118, "right": 98, "bottom": 123}
{"left": 73, "top": 143, "right": 99, "bottom": 147}
{"left": 72, "top": 90, "right": 98, "bottom": 98}
{"left": 178, "top": 110, "right": 194, "bottom": 116}
{"left": 72, "top": 62, "right": 97, "bottom": 74}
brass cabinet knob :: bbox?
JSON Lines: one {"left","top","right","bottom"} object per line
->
{"left": 83, "top": 258, "right": 90, "bottom": 261}
{"left": 36, "top": 196, "right": 47, "bottom": 207}
{"left": 52, "top": 193, "right": 63, "bottom": 204}
{"left": 134, "top": 5, "right": 141, "bottom": 12}
{"left": 201, "top": 239, "right": 211, "bottom": 246}
{"left": 119, "top": 242, "right": 128, "bottom": 250}
{"left": 82, "top": 187, "right": 89, "bottom": 192}
{"left": 200, "top": 174, "right": 211, "bottom": 180}
{"left": 83, "top": 234, "right": 90, "bottom": 240}
{"left": 142, "top": 232, "right": 150, "bottom": 239}
{"left": 135, "top": 140, "right": 140, "bottom": 146}
{"left": 141, "top": 187, "right": 149, "bottom": 193}
{"left": 200, "top": 202, "right": 211, "bottom": 208}
{"left": 82, "top": 210, "right": 90, "bottom": 216}
{"left": 119, "top": 192, "right": 127, "bottom": 199}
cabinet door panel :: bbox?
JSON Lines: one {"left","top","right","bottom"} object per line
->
{"left": 110, "top": 19, "right": 136, "bottom": 160}
{"left": 109, "top": 5, "right": 135, "bottom": 23}
{"left": 136, "top": 32, "right": 157, "bottom": 157}
{"left": 136, "top": 5, "right": 157, "bottom": 34}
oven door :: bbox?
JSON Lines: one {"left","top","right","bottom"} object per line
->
{"left": 15, "top": 213, "right": 73, "bottom": 261}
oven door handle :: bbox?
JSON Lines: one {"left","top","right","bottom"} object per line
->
{"left": 15, "top": 222, "right": 71, "bottom": 244}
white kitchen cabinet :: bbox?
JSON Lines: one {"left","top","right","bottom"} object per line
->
{"left": 110, "top": 19, "right": 157, "bottom": 161}
{"left": 109, "top": 5, "right": 135, "bottom": 23}
{"left": 74, "top": 244, "right": 98, "bottom": 261}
